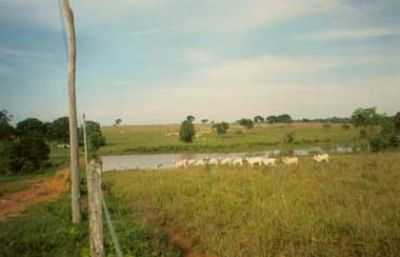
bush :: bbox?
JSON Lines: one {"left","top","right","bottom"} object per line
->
{"left": 323, "top": 123, "right": 332, "bottom": 129}
{"left": 3, "top": 137, "right": 50, "bottom": 175}
{"left": 179, "top": 119, "right": 196, "bottom": 143}
{"left": 370, "top": 136, "right": 387, "bottom": 152}
{"left": 212, "top": 122, "right": 230, "bottom": 135}
{"left": 342, "top": 124, "right": 351, "bottom": 130}
{"left": 283, "top": 132, "right": 296, "bottom": 144}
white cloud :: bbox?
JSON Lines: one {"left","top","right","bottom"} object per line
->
{"left": 300, "top": 27, "right": 400, "bottom": 41}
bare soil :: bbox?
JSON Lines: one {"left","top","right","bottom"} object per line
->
{"left": 0, "top": 168, "right": 69, "bottom": 221}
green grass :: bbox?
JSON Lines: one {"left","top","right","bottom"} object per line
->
{"left": 105, "top": 153, "right": 400, "bottom": 257}
{"left": 0, "top": 193, "right": 181, "bottom": 257}
{"left": 100, "top": 123, "right": 360, "bottom": 155}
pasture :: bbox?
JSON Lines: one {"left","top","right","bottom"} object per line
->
{"left": 105, "top": 153, "right": 400, "bottom": 257}
{"left": 100, "top": 122, "right": 359, "bottom": 155}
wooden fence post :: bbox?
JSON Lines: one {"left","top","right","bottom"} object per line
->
{"left": 87, "top": 160, "right": 105, "bottom": 257}
{"left": 59, "top": 0, "right": 81, "bottom": 224}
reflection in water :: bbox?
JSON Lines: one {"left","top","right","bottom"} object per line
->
{"left": 101, "top": 146, "right": 354, "bottom": 171}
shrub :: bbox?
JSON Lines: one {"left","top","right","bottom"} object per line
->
{"left": 283, "top": 132, "right": 296, "bottom": 144}
{"left": 323, "top": 123, "right": 332, "bottom": 129}
{"left": 212, "top": 122, "right": 230, "bottom": 135}
{"left": 342, "top": 124, "right": 351, "bottom": 130}
{"left": 370, "top": 136, "right": 387, "bottom": 152}
{"left": 7, "top": 137, "right": 50, "bottom": 175}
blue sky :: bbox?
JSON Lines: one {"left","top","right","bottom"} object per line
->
{"left": 1, "top": 0, "right": 399, "bottom": 125}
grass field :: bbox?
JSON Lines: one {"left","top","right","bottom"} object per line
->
{"left": 105, "top": 153, "right": 400, "bottom": 257}
{"left": 100, "top": 122, "right": 360, "bottom": 155}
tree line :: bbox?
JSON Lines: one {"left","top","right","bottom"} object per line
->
{"left": 0, "top": 110, "right": 106, "bottom": 175}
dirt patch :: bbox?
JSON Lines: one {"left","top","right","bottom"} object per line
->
{"left": 0, "top": 168, "right": 69, "bottom": 221}
{"left": 142, "top": 206, "right": 216, "bottom": 257}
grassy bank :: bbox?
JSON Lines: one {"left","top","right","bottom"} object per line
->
{"left": 100, "top": 123, "right": 359, "bottom": 155}
{"left": 105, "top": 153, "right": 400, "bottom": 257}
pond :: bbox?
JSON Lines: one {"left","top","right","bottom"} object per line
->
{"left": 101, "top": 145, "right": 355, "bottom": 171}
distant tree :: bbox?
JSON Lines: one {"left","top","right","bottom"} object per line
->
{"left": 186, "top": 115, "right": 195, "bottom": 122}
{"left": 114, "top": 118, "right": 122, "bottom": 127}
{"left": 277, "top": 114, "right": 293, "bottom": 123}
{"left": 201, "top": 119, "right": 209, "bottom": 124}
{"left": 212, "top": 122, "right": 230, "bottom": 135}
{"left": 84, "top": 121, "right": 106, "bottom": 153}
{"left": 16, "top": 118, "right": 46, "bottom": 138}
{"left": 266, "top": 115, "right": 278, "bottom": 124}
{"left": 49, "top": 117, "right": 69, "bottom": 143}
{"left": 394, "top": 112, "right": 400, "bottom": 132}
{"left": 0, "top": 109, "right": 15, "bottom": 140}
{"left": 351, "top": 107, "right": 381, "bottom": 128}
{"left": 238, "top": 118, "right": 254, "bottom": 129}
{"left": 179, "top": 118, "right": 196, "bottom": 143}
{"left": 254, "top": 116, "right": 264, "bottom": 123}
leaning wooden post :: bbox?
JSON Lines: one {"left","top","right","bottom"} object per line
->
{"left": 60, "top": 0, "right": 81, "bottom": 224}
{"left": 87, "top": 160, "right": 105, "bottom": 257}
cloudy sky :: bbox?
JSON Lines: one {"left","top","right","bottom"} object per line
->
{"left": 1, "top": 0, "right": 399, "bottom": 125}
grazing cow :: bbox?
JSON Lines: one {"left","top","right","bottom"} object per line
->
{"left": 220, "top": 158, "right": 233, "bottom": 166}
{"left": 262, "top": 158, "right": 277, "bottom": 167}
{"left": 208, "top": 158, "right": 219, "bottom": 165}
{"left": 282, "top": 157, "right": 299, "bottom": 165}
{"left": 247, "top": 157, "right": 263, "bottom": 167}
{"left": 313, "top": 153, "right": 329, "bottom": 163}
{"left": 194, "top": 159, "right": 206, "bottom": 166}
{"left": 175, "top": 159, "right": 187, "bottom": 168}
{"left": 187, "top": 159, "right": 196, "bottom": 166}
{"left": 232, "top": 158, "right": 243, "bottom": 167}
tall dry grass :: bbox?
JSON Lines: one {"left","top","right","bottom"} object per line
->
{"left": 106, "top": 153, "right": 400, "bottom": 257}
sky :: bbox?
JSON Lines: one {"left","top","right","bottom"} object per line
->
{"left": 0, "top": 0, "right": 399, "bottom": 125}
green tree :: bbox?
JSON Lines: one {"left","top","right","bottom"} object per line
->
{"left": 212, "top": 122, "right": 230, "bottom": 135}
{"left": 16, "top": 118, "right": 46, "bottom": 138}
{"left": 179, "top": 118, "right": 196, "bottom": 143}
{"left": 186, "top": 115, "right": 195, "bottom": 122}
{"left": 114, "top": 118, "right": 122, "bottom": 127}
{"left": 0, "top": 109, "right": 15, "bottom": 141}
{"left": 49, "top": 117, "right": 69, "bottom": 143}
{"left": 238, "top": 118, "right": 254, "bottom": 129}
{"left": 266, "top": 115, "right": 278, "bottom": 124}
{"left": 201, "top": 119, "right": 209, "bottom": 124}
{"left": 394, "top": 112, "right": 400, "bottom": 132}
{"left": 277, "top": 114, "right": 293, "bottom": 123}
{"left": 83, "top": 120, "right": 106, "bottom": 154}
{"left": 254, "top": 116, "right": 264, "bottom": 123}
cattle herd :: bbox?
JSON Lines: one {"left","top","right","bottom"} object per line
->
{"left": 175, "top": 153, "right": 330, "bottom": 168}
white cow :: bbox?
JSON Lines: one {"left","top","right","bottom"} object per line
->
{"left": 282, "top": 157, "right": 299, "bottom": 165}
{"left": 220, "top": 158, "right": 233, "bottom": 166}
{"left": 187, "top": 159, "right": 196, "bottom": 166}
{"left": 208, "top": 158, "right": 219, "bottom": 165}
{"left": 194, "top": 159, "right": 206, "bottom": 166}
{"left": 313, "top": 153, "right": 329, "bottom": 163}
{"left": 262, "top": 158, "right": 277, "bottom": 167}
{"left": 232, "top": 158, "right": 244, "bottom": 167}
{"left": 247, "top": 157, "right": 263, "bottom": 167}
{"left": 175, "top": 159, "right": 187, "bottom": 168}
